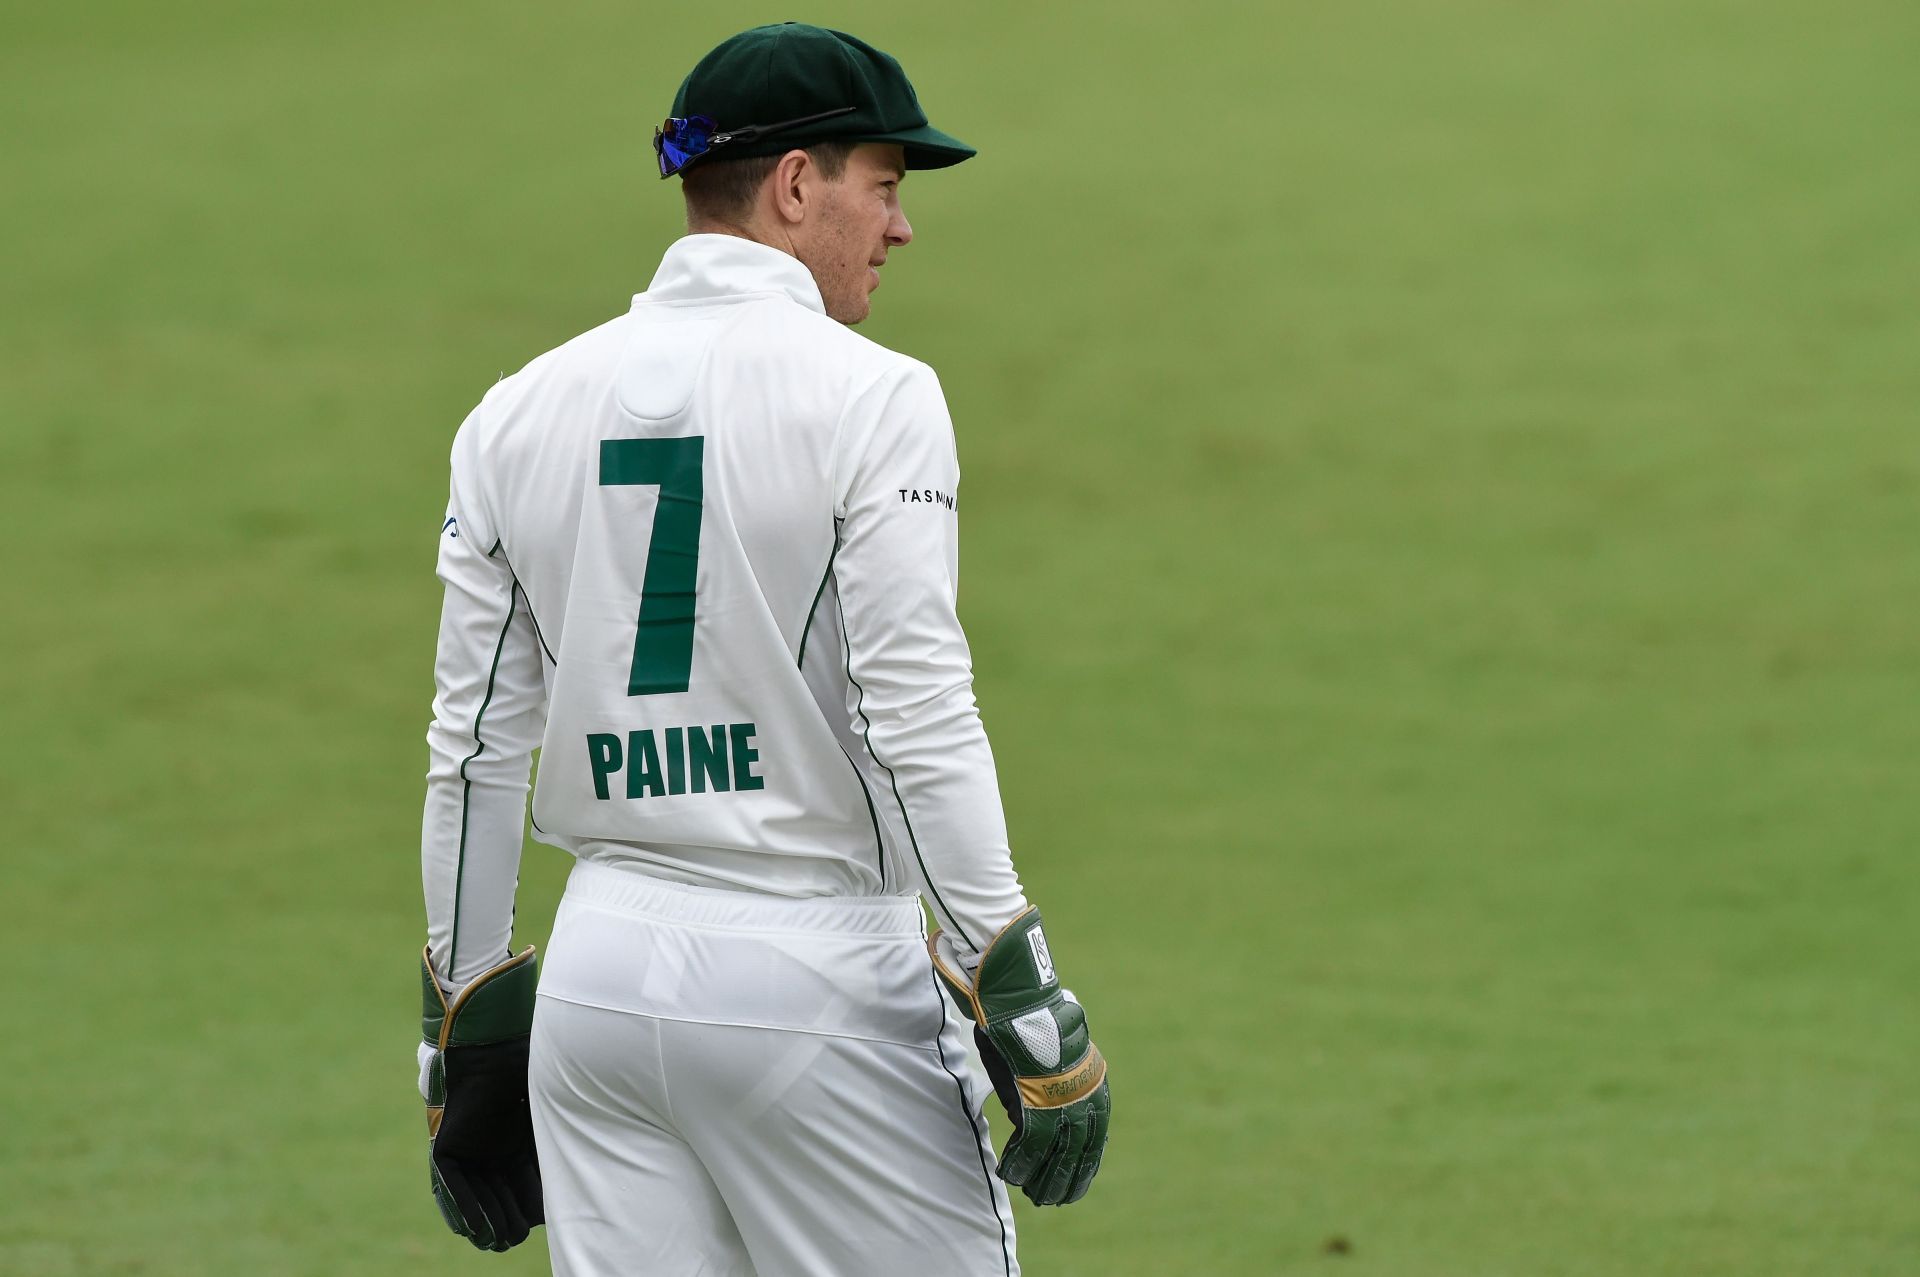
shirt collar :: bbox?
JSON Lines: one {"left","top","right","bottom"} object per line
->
{"left": 638, "top": 233, "right": 826, "bottom": 316}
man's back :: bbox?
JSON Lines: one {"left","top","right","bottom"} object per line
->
{"left": 425, "top": 233, "right": 1023, "bottom": 986}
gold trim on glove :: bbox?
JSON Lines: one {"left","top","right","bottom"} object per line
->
{"left": 1015, "top": 1044, "right": 1108, "bottom": 1109}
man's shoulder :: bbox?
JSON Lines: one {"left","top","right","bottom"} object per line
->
{"left": 475, "top": 311, "right": 632, "bottom": 409}
{"left": 750, "top": 300, "right": 940, "bottom": 395}
{"left": 453, "top": 311, "right": 642, "bottom": 454}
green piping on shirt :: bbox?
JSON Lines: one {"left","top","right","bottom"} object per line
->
{"left": 802, "top": 524, "right": 886, "bottom": 887}
{"left": 448, "top": 577, "right": 519, "bottom": 978}
{"left": 833, "top": 575, "right": 978, "bottom": 950}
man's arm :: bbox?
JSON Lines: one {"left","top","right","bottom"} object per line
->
{"left": 830, "top": 360, "right": 1027, "bottom": 961}
{"left": 416, "top": 413, "right": 549, "bottom": 1252}
{"left": 422, "top": 417, "right": 547, "bottom": 986}
{"left": 833, "top": 360, "right": 1110, "bottom": 1206}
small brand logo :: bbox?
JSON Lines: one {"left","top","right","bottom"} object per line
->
{"left": 1027, "top": 927, "right": 1056, "bottom": 985}
{"left": 442, "top": 516, "right": 458, "bottom": 538}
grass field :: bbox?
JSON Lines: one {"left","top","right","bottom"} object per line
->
{"left": 5, "top": 1, "right": 1918, "bottom": 1273}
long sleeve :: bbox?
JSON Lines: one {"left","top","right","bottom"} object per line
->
{"left": 421, "top": 415, "right": 548, "bottom": 986}
{"left": 831, "top": 361, "right": 1027, "bottom": 962}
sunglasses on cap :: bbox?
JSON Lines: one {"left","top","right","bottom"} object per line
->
{"left": 654, "top": 106, "right": 858, "bottom": 178}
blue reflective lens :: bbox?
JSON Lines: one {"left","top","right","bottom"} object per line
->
{"left": 654, "top": 115, "right": 717, "bottom": 178}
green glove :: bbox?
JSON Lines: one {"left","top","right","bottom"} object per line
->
{"left": 930, "top": 908, "right": 1111, "bottom": 1206}
{"left": 420, "top": 946, "right": 542, "bottom": 1251}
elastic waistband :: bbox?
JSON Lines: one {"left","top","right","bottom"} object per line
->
{"left": 563, "top": 858, "right": 923, "bottom": 938}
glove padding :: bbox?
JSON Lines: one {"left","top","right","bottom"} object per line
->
{"left": 420, "top": 945, "right": 543, "bottom": 1251}
{"left": 930, "top": 909, "right": 1111, "bottom": 1206}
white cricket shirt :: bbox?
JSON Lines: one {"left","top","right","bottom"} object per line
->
{"left": 422, "top": 234, "right": 1027, "bottom": 985}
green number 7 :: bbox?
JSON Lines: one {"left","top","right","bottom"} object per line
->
{"left": 599, "top": 436, "right": 704, "bottom": 696}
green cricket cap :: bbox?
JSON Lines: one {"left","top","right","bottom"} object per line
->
{"left": 666, "top": 22, "right": 975, "bottom": 172}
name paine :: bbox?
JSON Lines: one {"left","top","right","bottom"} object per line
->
{"left": 586, "top": 723, "right": 765, "bottom": 800}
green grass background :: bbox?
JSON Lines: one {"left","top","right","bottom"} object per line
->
{"left": 4, "top": 1, "right": 1917, "bottom": 1273}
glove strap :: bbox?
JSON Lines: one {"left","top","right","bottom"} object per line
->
{"left": 928, "top": 906, "right": 1057, "bottom": 1023}
{"left": 420, "top": 945, "right": 538, "bottom": 1049}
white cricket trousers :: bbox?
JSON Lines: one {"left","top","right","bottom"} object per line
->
{"left": 530, "top": 859, "right": 1020, "bottom": 1277}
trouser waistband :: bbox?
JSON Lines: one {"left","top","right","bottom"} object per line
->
{"left": 564, "top": 858, "right": 924, "bottom": 938}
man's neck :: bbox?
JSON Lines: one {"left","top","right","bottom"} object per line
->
{"left": 686, "top": 221, "right": 792, "bottom": 259}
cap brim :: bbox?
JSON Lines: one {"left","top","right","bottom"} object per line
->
{"left": 856, "top": 122, "right": 976, "bottom": 170}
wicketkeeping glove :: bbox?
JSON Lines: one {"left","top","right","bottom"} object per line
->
{"left": 419, "top": 945, "right": 542, "bottom": 1251}
{"left": 930, "top": 908, "right": 1111, "bottom": 1206}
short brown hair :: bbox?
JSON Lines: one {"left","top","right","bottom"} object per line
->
{"left": 681, "top": 142, "right": 856, "bottom": 227}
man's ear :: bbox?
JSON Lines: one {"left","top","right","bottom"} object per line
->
{"left": 769, "top": 149, "right": 814, "bottom": 227}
